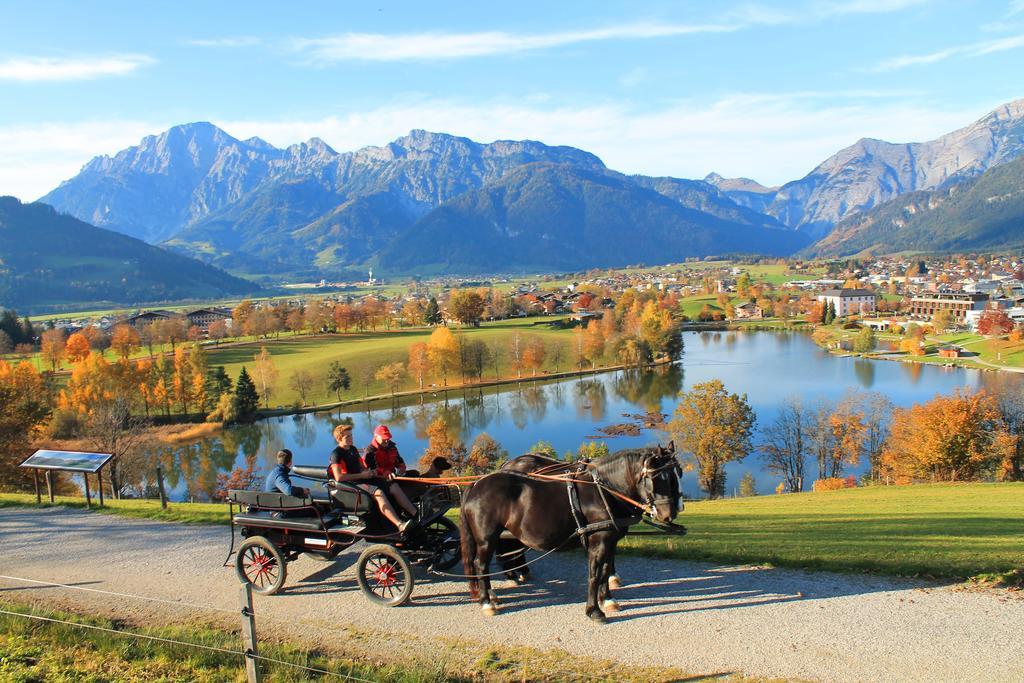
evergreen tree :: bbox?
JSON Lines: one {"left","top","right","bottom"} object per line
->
{"left": 424, "top": 297, "right": 442, "bottom": 325}
{"left": 209, "top": 366, "right": 233, "bottom": 400}
{"left": 233, "top": 366, "right": 260, "bottom": 422}
{"left": 825, "top": 300, "right": 837, "bottom": 324}
{"left": 21, "top": 316, "right": 34, "bottom": 345}
{"left": 0, "top": 311, "right": 21, "bottom": 345}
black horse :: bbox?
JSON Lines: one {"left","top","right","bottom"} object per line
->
{"left": 460, "top": 444, "right": 681, "bottom": 622}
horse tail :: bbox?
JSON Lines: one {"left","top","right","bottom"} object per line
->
{"left": 459, "top": 508, "right": 480, "bottom": 601}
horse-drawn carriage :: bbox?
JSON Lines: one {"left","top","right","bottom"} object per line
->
{"left": 225, "top": 464, "right": 460, "bottom": 606}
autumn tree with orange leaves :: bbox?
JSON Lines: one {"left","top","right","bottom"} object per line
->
{"left": 64, "top": 332, "right": 91, "bottom": 363}
{"left": 110, "top": 325, "right": 140, "bottom": 361}
{"left": 881, "top": 389, "right": 1013, "bottom": 482}
{"left": 0, "top": 360, "right": 51, "bottom": 490}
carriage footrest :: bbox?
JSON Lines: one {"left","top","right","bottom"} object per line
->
{"left": 233, "top": 511, "right": 340, "bottom": 532}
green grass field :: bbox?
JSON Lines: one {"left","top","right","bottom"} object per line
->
{"left": 5, "top": 483, "right": 1020, "bottom": 581}
{"left": 206, "top": 319, "right": 582, "bottom": 407}
{"left": 621, "top": 482, "right": 1024, "bottom": 579}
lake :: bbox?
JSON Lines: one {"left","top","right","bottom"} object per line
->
{"left": 149, "top": 330, "right": 1023, "bottom": 501}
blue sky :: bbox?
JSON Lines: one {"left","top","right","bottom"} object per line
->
{"left": 2, "top": 0, "right": 1022, "bottom": 200}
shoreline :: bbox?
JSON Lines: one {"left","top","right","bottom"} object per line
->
{"left": 255, "top": 356, "right": 679, "bottom": 419}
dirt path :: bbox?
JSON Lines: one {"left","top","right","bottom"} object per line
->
{"left": 1, "top": 508, "right": 1021, "bottom": 682}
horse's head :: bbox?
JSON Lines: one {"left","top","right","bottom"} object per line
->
{"left": 637, "top": 441, "right": 682, "bottom": 523}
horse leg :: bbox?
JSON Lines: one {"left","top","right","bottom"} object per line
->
{"left": 475, "top": 537, "right": 500, "bottom": 615}
{"left": 585, "top": 536, "right": 612, "bottom": 623}
{"left": 498, "top": 539, "right": 529, "bottom": 583}
{"left": 599, "top": 541, "right": 621, "bottom": 613}
{"left": 607, "top": 554, "right": 622, "bottom": 589}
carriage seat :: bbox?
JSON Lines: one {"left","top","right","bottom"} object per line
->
{"left": 328, "top": 483, "right": 374, "bottom": 514}
{"left": 291, "top": 464, "right": 328, "bottom": 481}
{"left": 228, "top": 489, "right": 313, "bottom": 509}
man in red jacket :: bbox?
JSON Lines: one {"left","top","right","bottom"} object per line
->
{"left": 363, "top": 425, "right": 417, "bottom": 519}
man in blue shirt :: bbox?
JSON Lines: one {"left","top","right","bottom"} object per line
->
{"left": 264, "top": 449, "right": 309, "bottom": 498}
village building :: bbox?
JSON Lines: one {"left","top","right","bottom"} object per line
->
{"left": 909, "top": 292, "right": 988, "bottom": 324}
{"left": 816, "top": 289, "right": 877, "bottom": 317}
{"left": 732, "top": 302, "right": 763, "bottom": 319}
{"left": 124, "top": 310, "right": 177, "bottom": 328}
{"left": 185, "top": 307, "right": 232, "bottom": 333}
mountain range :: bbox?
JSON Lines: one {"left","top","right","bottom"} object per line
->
{"left": 31, "top": 96, "right": 1024, "bottom": 277}
{"left": 0, "top": 197, "right": 256, "bottom": 311}
{"left": 40, "top": 124, "right": 805, "bottom": 277}
{"left": 710, "top": 99, "right": 1024, "bottom": 239}
{"left": 806, "top": 154, "right": 1024, "bottom": 257}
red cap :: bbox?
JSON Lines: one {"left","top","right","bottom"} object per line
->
{"left": 374, "top": 424, "right": 392, "bottom": 439}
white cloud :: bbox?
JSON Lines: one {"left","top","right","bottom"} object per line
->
{"left": 0, "top": 54, "right": 154, "bottom": 81}
{"left": 289, "top": 1, "right": 936, "bottom": 64}
{"left": 871, "top": 33, "right": 1024, "bottom": 71}
{"left": 3, "top": 94, "right": 992, "bottom": 202}
{"left": 290, "top": 23, "right": 740, "bottom": 63}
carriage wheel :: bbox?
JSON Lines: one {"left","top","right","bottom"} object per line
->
{"left": 423, "top": 517, "right": 460, "bottom": 571}
{"left": 356, "top": 544, "right": 414, "bottom": 606}
{"left": 236, "top": 537, "right": 287, "bottom": 595}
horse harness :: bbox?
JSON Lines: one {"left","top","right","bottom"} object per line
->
{"left": 565, "top": 464, "right": 641, "bottom": 545}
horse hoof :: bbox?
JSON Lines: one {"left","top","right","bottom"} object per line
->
{"left": 481, "top": 604, "right": 497, "bottom": 616}
{"left": 588, "top": 610, "right": 607, "bottom": 624}
{"left": 601, "top": 599, "right": 621, "bottom": 612}
{"left": 608, "top": 575, "right": 622, "bottom": 589}
{"left": 515, "top": 573, "right": 529, "bottom": 585}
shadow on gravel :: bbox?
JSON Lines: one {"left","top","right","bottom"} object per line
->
{"left": 414, "top": 558, "right": 916, "bottom": 621}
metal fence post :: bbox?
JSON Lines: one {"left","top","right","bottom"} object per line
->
{"left": 239, "top": 583, "right": 261, "bottom": 683}
{"left": 156, "top": 464, "right": 168, "bottom": 510}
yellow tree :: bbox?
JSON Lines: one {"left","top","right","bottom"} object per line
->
{"left": 110, "top": 324, "right": 141, "bottom": 361}
{"left": 427, "top": 327, "right": 458, "bottom": 386}
{"left": 583, "top": 320, "right": 605, "bottom": 368}
{"left": 881, "top": 389, "right": 1012, "bottom": 482}
{"left": 58, "top": 353, "right": 117, "bottom": 415}
{"left": 669, "top": 379, "right": 755, "bottom": 498}
{"left": 375, "top": 361, "right": 406, "bottom": 396}
{"left": 826, "top": 396, "right": 867, "bottom": 479}
{"left": 252, "top": 346, "right": 278, "bottom": 408}
{"left": 172, "top": 346, "right": 194, "bottom": 414}
{"left": 407, "top": 342, "right": 432, "bottom": 390}
{"left": 40, "top": 328, "right": 66, "bottom": 372}
{"left": 189, "top": 343, "right": 209, "bottom": 414}
{"left": 0, "top": 360, "right": 51, "bottom": 490}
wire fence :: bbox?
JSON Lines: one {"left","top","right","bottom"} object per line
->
{"left": 0, "top": 573, "right": 382, "bottom": 682}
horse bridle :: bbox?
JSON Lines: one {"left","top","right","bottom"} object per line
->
{"left": 638, "top": 455, "right": 682, "bottom": 517}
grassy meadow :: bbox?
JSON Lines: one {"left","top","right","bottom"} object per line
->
{"left": 206, "top": 318, "right": 582, "bottom": 408}
{"left": 621, "top": 482, "right": 1024, "bottom": 579}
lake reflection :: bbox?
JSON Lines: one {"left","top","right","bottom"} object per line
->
{"left": 157, "top": 330, "right": 1024, "bottom": 500}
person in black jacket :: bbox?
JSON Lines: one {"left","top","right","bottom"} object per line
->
{"left": 327, "top": 424, "right": 414, "bottom": 532}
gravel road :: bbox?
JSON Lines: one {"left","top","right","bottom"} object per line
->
{"left": 1, "top": 507, "right": 1021, "bottom": 682}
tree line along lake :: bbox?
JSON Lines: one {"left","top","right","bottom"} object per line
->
{"left": 149, "top": 330, "right": 1024, "bottom": 501}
